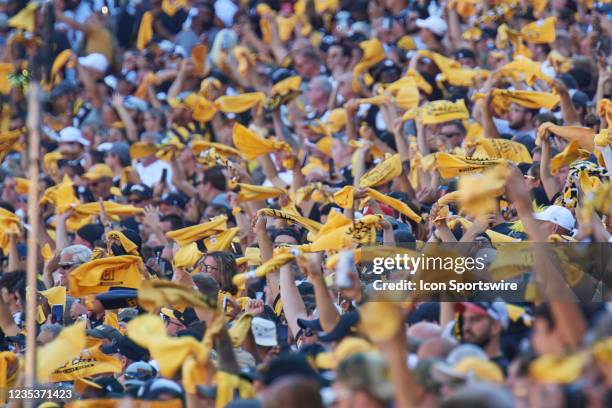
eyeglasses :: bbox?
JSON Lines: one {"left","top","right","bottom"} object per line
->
{"left": 440, "top": 132, "right": 462, "bottom": 138}
{"left": 129, "top": 197, "right": 144, "bottom": 204}
{"left": 202, "top": 264, "right": 219, "bottom": 272}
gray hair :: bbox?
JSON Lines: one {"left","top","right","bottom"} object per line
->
{"left": 440, "top": 383, "right": 514, "bottom": 408}
{"left": 40, "top": 323, "right": 63, "bottom": 339}
{"left": 140, "top": 131, "right": 164, "bottom": 145}
{"left": 60, "top": 245, "right": 92, "bottom": 265}
{"left": 309, "top": 75, "right": 333, "bottom": 97}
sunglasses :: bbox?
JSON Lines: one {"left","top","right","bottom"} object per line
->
{"left": 58, "top": 262, "right": 76, "bottom": 269}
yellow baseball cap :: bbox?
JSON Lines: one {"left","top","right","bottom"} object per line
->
{"left": 83, "top": 164, "right": 114, "bottom": 181}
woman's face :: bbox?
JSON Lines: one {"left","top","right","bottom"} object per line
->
{"left": 203, "top": 256, "right": 221, "bottom": 283}
{"left": 143, "top": 112, "right": 161, "bottom": 132}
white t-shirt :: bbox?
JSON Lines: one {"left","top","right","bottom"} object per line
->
{"left": 493, "top": 118, "right": 536, "bottom": 140}
{"left": 134, "top": 160, "right": 175, "bottom": 190}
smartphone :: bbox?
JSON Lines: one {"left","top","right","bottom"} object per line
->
{"left": 161, "top": 168, "right": 168, "bottom": 183}
{"left": 51, "top": 304, "right": 63, "bottom": 324}
{"left": 336, "top": 250, "right": 354, "bottom": 289}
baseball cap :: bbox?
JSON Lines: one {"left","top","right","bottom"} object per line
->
{"left": 125, "top": 361, "right": 155, "bottom": 381}
{"left": 101, "top": 336, "right": 149, "bottom": 362}
{"left": 210, "top": 193, "right": 231, "bottom": 211}
{"left": 78, "top": 53, "right": 109, "bottom": 73}
{"left": 82, "top": 164, "right": 114, "bottom": 181}
{"left": 86, "top": 324, "right": 123, "bottom": 342}
{"left": 59, "top": 126, "right": 90, "bottom": 147}
{"left": 315, "top": 337, "right": 374, "bottom": 370}
{"left": 95, "top": 288, "right": 139, "bottom": 310}
{"left": 454, "top": 48, "right": 476, "bottom": 61}
{"left": 109, "top": 142, "right": 131, "bottom": 166}
{"left": 251, "top": 317, "right": 278, "bottom": 347}
{"left": 336, "top": 352, "right": 393, "bottom": 403}
{"left": 50, "top": 80, "right": 77, "bottom": 99}
{"left": 415, "top": 15, "right": 448, "bottom": 37}
{"left": 126, "top": 183, "right": 153, "bottom": 200}
{"left": 455, "top": 302, "right": 510, "bottom": 329}
{"left": 533, "top": 205, "right": 575, "bottom": 231}
{"left": 318, "top": 311, "right": 360, "bottom": 342}
{"left": 255, "top": 352, "right": 327, "bottom": 386}
{"left": 160, "top": 192, "right": 188, "bottom": 210}
{"left": 571, "top": 90, "right": 590, "bottom": 109}
{"left": 76, "top": 224, "right": 104, "bottom": 247}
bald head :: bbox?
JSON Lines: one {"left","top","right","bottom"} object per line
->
{"left": 418, "top": 337, "right": 457, "bottom": 360}
{"left": 407, "top": 321, "right": 442, "bottom": 342}
{"left": 261, "top": 375, "right": 323, "bottom": 408}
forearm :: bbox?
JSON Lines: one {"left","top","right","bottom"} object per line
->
{"left": 540, "top": 142, "right": 559, "bottom": 200}
{"left": 416, "top": 122, "right": 430, "bottom": 155}
{"left": 167, "top": 70, "right": 186, "bottom": 100}
{"left": 214, "top": 327, "right": 241, "bottom": 374}
{"left": 115, "top": 105, "right": 138, "bottom": 142}
{"left": 257, "top": 155, "right": 288, "bottom": 189}
{"left": 481, "top": 103, "right": 501, "bottom": 139}
{"left": 55, "top": 219, "right": 70, "bottom": 251}
{"left": 279, "top": 263, "right": 307, "bottom": 336}
{"left": 559, "top": 91, "right": 580, "bottom": 125}
{"left": 311, "top": 276, "right": 339, "bottom": 331}
{"left": 7, "top": 236, "right": 19, "bottom": 272}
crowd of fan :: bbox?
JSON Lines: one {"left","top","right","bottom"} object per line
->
{"left": 0, "top": 0, "right": 611, "bottom": 407}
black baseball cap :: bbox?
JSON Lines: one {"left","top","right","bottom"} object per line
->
{"left": 76, "top": 224, "right": 104, "bottom": 248}
{"left": 254, "top": 352, "right": 327, "bottom": 386}
{"left": 86, "top": 324, "right": 123, "bottom": 342}
{"left": 125, "top": 183, "right": 153, "bottom": 200}
{"left": 317, "top": 311, "right": 360, "bottom": 342}
{"left": 160, "top": 192, "right": 188, "bottom": 210}
{"left": 96, "top": 288, "right": 139, "bottom": 310}
{"left": 101, "top": 336, "right": 149, "bottom": 362}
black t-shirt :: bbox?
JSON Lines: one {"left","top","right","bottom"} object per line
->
{"left": 491, "top": 354, "right": 510, "bottom": 376}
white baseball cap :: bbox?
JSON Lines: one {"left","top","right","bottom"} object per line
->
{"left": 250, "top": 317, "right": 278, "bottom": 347}
{"left": 533, "top": 205, "right": 575, "bottom": 231}
{"left": 78, "top": 53, "right": 109, "bottom": 73}
{"left": 416, "top": 15, "right": 448, "bottom": 37}
{"left": 58, "top": 126, "right": 90, "bottom": 147}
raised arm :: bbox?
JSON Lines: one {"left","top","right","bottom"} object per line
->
{"left": 279, "top": 262, "right": 308, "bottom": 337}
{"left": 552, "top": 79, "right": 580, "bottom": 126}
{"left": 480, "top": 91, "right": 502, "bottom": 139}
{"left": 298, "top": 253, "right": 339, "bottom": 332}
{"left": 539, "top": 137, "right": 560, "bottom": 200}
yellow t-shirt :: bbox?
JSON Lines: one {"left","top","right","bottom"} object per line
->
{"left": 85, "top": 28, "right": 114, "bottom": 66}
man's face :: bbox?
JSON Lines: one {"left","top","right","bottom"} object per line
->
{"left": 58, "top": 253, "right": 79, "bottom": 286}
{"left": 461, "top": 310, "right": 495, "bottom": 347}
{"left": 326, "top": 45, "right": 347, "bottom": 71}
{"left": 160, "top": 203, "right": 181, "bottom": 216}
{"left": 59, "top": 141, "right": 84, "bottom": 160}
{"left": 439, "top": 124, "right": 465, "bottom": 149}
{"left": 306, "top": 83, "right": 327, "bottom": 108}
{"left": 203, "top": 205, "right": 226, "bottom": 220}
{"left": 88, "top": 177, "right": 113, "bottom": 200}
{"left": 164, "top": 315, "right": 186, "bottom": 336}
{"left": 508, "top": 104, "right": 530, "bottom": 130}
{"left": 128, "top": 194, "right": 151, "bottom": 209}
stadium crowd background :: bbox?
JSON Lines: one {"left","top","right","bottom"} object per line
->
{"left": 0, "top": 0, "right": 610, "bottom": 407}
